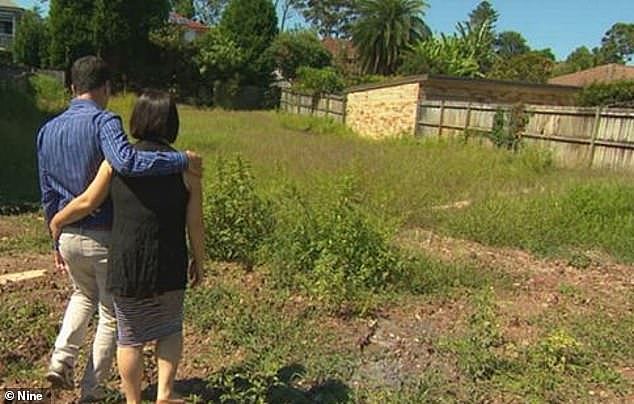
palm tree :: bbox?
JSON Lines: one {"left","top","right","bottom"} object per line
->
{"left": 352, "top": 0, "right": 431, "bottom": 75}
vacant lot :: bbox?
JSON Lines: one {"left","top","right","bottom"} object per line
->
{"left": 0, "top": 94, "right": 632, "bottom": 403}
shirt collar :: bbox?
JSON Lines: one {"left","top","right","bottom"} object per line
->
{"left": 70, "top": 98, "right": 102, "bottom": 110}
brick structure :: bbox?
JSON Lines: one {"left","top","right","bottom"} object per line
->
{"left": 346, "top": 82, "right": 420, "bottom": 138}
{"left": 549, "top": 64, "right": 634, "bottom": 87}
{"left": 344, "top": 75, "right": 580, "bottom": 138}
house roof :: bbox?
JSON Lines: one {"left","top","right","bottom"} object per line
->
{"left": 0, "top": 0, "right": 22, "bottom": 10}
{"left": 549, "top": 64, "right": 634, "bottom": 87}
{"left": 321, "top": 37, "right": 357, "bottom": 58}
{"left": 168, "top": 12, "right": 209, "bottom": 33}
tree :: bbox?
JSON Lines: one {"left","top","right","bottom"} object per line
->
{"left": 495, "top": 31, "right": 529, "bottom": 58}
{"left": 195, "top": 28, "right": 244, "bottom": 80}
{"left": 92, "top": 0, "right": 170, "bottom": 77}
{"left": 219, "top": 0, "right": 278, "bottom": 83}
{"left": 268, "top": 30, "right": 332, "bottom": 79}
{"left": 13, "top": 10, "right": 49, "bottom": 68}
{"left": 171, "top": 0, "right": 195, "bottom": 17}
{"left": 463, "top": 1, "right": 498, "bottom": 73}
{"left": 294, "top": 0, "right": 358, "bottom": 38}
{"left": 488, "top": 51, "right": 554, "bottom": 83}
{"left": 48, "top": 0, "right": 95, "bottom": 68}
{"left": 600, "top": 23, "right": 634, "bottom": 63}
{"left": 469, "top": 1, "right": 498, "bottom": 31}
{"left": 351, "top": 0, "right": 430, "bottom": 75}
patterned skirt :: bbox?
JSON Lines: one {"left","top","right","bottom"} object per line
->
{"left": 113, "top": 289, "right": 185, "bottom": 347}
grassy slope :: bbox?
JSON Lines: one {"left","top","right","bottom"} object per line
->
{"left": 1, "top": 95, "right": 631, "bottom": 402}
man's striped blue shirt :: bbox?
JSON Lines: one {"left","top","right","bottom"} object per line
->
{"left": 37, "top": 98, "right": 188, "bottom": 229}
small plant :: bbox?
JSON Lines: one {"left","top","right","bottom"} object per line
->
{"left": 453, "top": 290, "right": 506, "bottom": 381}
{"left": 294, "top": 66, "right": 345, "bottom": 95}
{"left": 488, "top": 105, "right": 528, "bottom": 151}
{"left": 203, "top": 155, "right": 274, "bottom": 269}
{"left": 531, "top": 330, "right": 587, "bottom": 373}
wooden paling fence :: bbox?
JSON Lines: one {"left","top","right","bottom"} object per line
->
{"left": 417, "top": 100, "right": 634, "bottom": 170}
{"left": 280, "top": 90, "right": 346, "bottom": 123}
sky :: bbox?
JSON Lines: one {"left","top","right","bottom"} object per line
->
{"left": 15, "top": 0, "right": 634, "bottom": 62}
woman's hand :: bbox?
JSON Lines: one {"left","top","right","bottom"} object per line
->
{"left": 188, "top": 259, "right": 202, "bottom": 288}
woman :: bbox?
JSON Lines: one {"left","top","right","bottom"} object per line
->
{"left": 50, "top": 90, "right": 205, "bottom": 404}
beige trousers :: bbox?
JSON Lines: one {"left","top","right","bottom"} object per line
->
{"left": 50, "top": 227, "right": 116, "bottom": 397}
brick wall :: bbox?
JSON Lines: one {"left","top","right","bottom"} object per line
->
{"left": 345, "top": 83, "right": 420, "bottom": 138}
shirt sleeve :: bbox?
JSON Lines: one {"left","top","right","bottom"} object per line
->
{"left": 98, "top": 114, "right": 188, "bottom": 177}
{"left": 37, "top": 131, "right": 58, "bottom": 224}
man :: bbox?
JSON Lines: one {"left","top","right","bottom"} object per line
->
{"left": 36, "top": 56, "right": 202, "bottom": 402}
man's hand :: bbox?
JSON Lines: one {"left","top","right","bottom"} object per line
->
{"left": 185, "top": 150, "right": 203, "bottom": 178}
{"left": 53, "top": 250, "right": 68, "bottom": 273}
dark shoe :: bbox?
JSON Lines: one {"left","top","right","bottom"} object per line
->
{"left": 46, "top": 362, "right": 74, "bottom": 390}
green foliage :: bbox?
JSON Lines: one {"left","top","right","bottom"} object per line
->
{"left": 171, "top": 0, "right": 195, "bottom": 17}
{"left": 194, "top": 28, "right": 244, "bottom": 81}
{"left": 488, "top": 105, "right": 528, "bottom": 150}
{"left": 351, "top": 0, "right": 431, "bottom": 75}
{"left": 494, "top": 31, "right": 529, "bottom": 59}
{"left": 48, "top": 0, "right": 170, "bottom": 74}
{"left": 450, "top": 291, "right": 506, "bottom": 381}
{"left": 488, "top": 51, "right": 555, "bottom": 83}
{"left": 578, "top": 80, "right": 634, "bottom": 107}
{"left": 400, "top": 34, "right": 480, "bottom": 77}
{"left": 268, "top": 30, "right": 332, "bottom": 80}
{"left": 48, "top": 0, "right": 95, "bottom": 68}
{"left": 400, "top": 20, "right": 494, "bottom": 77}
{"left": 219, "top": 0, "right": 278, "bottom": 83}
{"left": 203, "top": 156, "right": 274, "bottom": 268}
{"left": 12, "top": 10, "right": 49, "bottom": 68}
{"left": 294, "top": 66, "right": 345, "bottom": 95}
{"left": 0, "top": 74, "right": 66, "bottom": 208}
{"left": 600, "top": 22, "right": 634, "bottom": 63}
{"left": 440, "top": 182, "right": 634, "bottom": 264}
{"left": 264, "top": 177, "right": 404, "bottom": 312}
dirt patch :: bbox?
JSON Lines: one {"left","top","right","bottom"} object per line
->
{"left": 0, "top": 253, "right": 51, "bottom": 275}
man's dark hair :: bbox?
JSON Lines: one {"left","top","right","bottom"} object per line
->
{"left": 71, "top": 56, "right": 111, "bottom": 94}
{"left": 130, "top": 89, "right": 179, "bottom": 144}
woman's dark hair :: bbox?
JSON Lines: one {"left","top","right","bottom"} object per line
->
{"left": 130, "top": 89, "right": 179, "bottom": 143}
{"left": 71, "top": 56, "right": 110, "bottom": 94}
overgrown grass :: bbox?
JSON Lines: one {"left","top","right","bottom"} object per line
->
{"left": 0, "top": 74, "right": 67, "bottom": 211}
{"left": 438, "top": 182, "right": 634, "bottom": 263}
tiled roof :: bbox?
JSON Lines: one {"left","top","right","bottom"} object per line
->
{"left": 168, "top": 12, "right": 209, "bottom": 33}
{"left": 549, "top": 64, "right": 634, "bottom": 87}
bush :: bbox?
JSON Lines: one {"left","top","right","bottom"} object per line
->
{"left": 578, "top": 80, "right": 634, "bottom": 107}
{"left": 264, "top": 178, "right": 404, "bottom": 312}
{"left": 203, "top": 156, "right": 274, "bottom": 268}
{"left": 488, "top": 104, "right": 528, "bottom": 151}
{"left": 268, "top": 29, "right": 332, "bottom": 80}
{"left": 294, "top": 66, "right": 345, "bottom": 95}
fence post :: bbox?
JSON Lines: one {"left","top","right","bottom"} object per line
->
{"left": 464, "top": 103, "right": 472, "bottom": 139}
{"left": 296, "top": 93, "right": 301, "bottom": 115}
{"left": 342, "top": 94, "right": 348, "bottom": 124}
{"left": 326, "top": 96, "right": 331, "bottom": 119}
{"left": 438, "top": 100, "right": 446, "bottom": 136}
{"left": 413, "top": 97, "right": 422, "bottom": 137}
{"left": 588, "top": 106, "right": 602, "bottom": 168}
